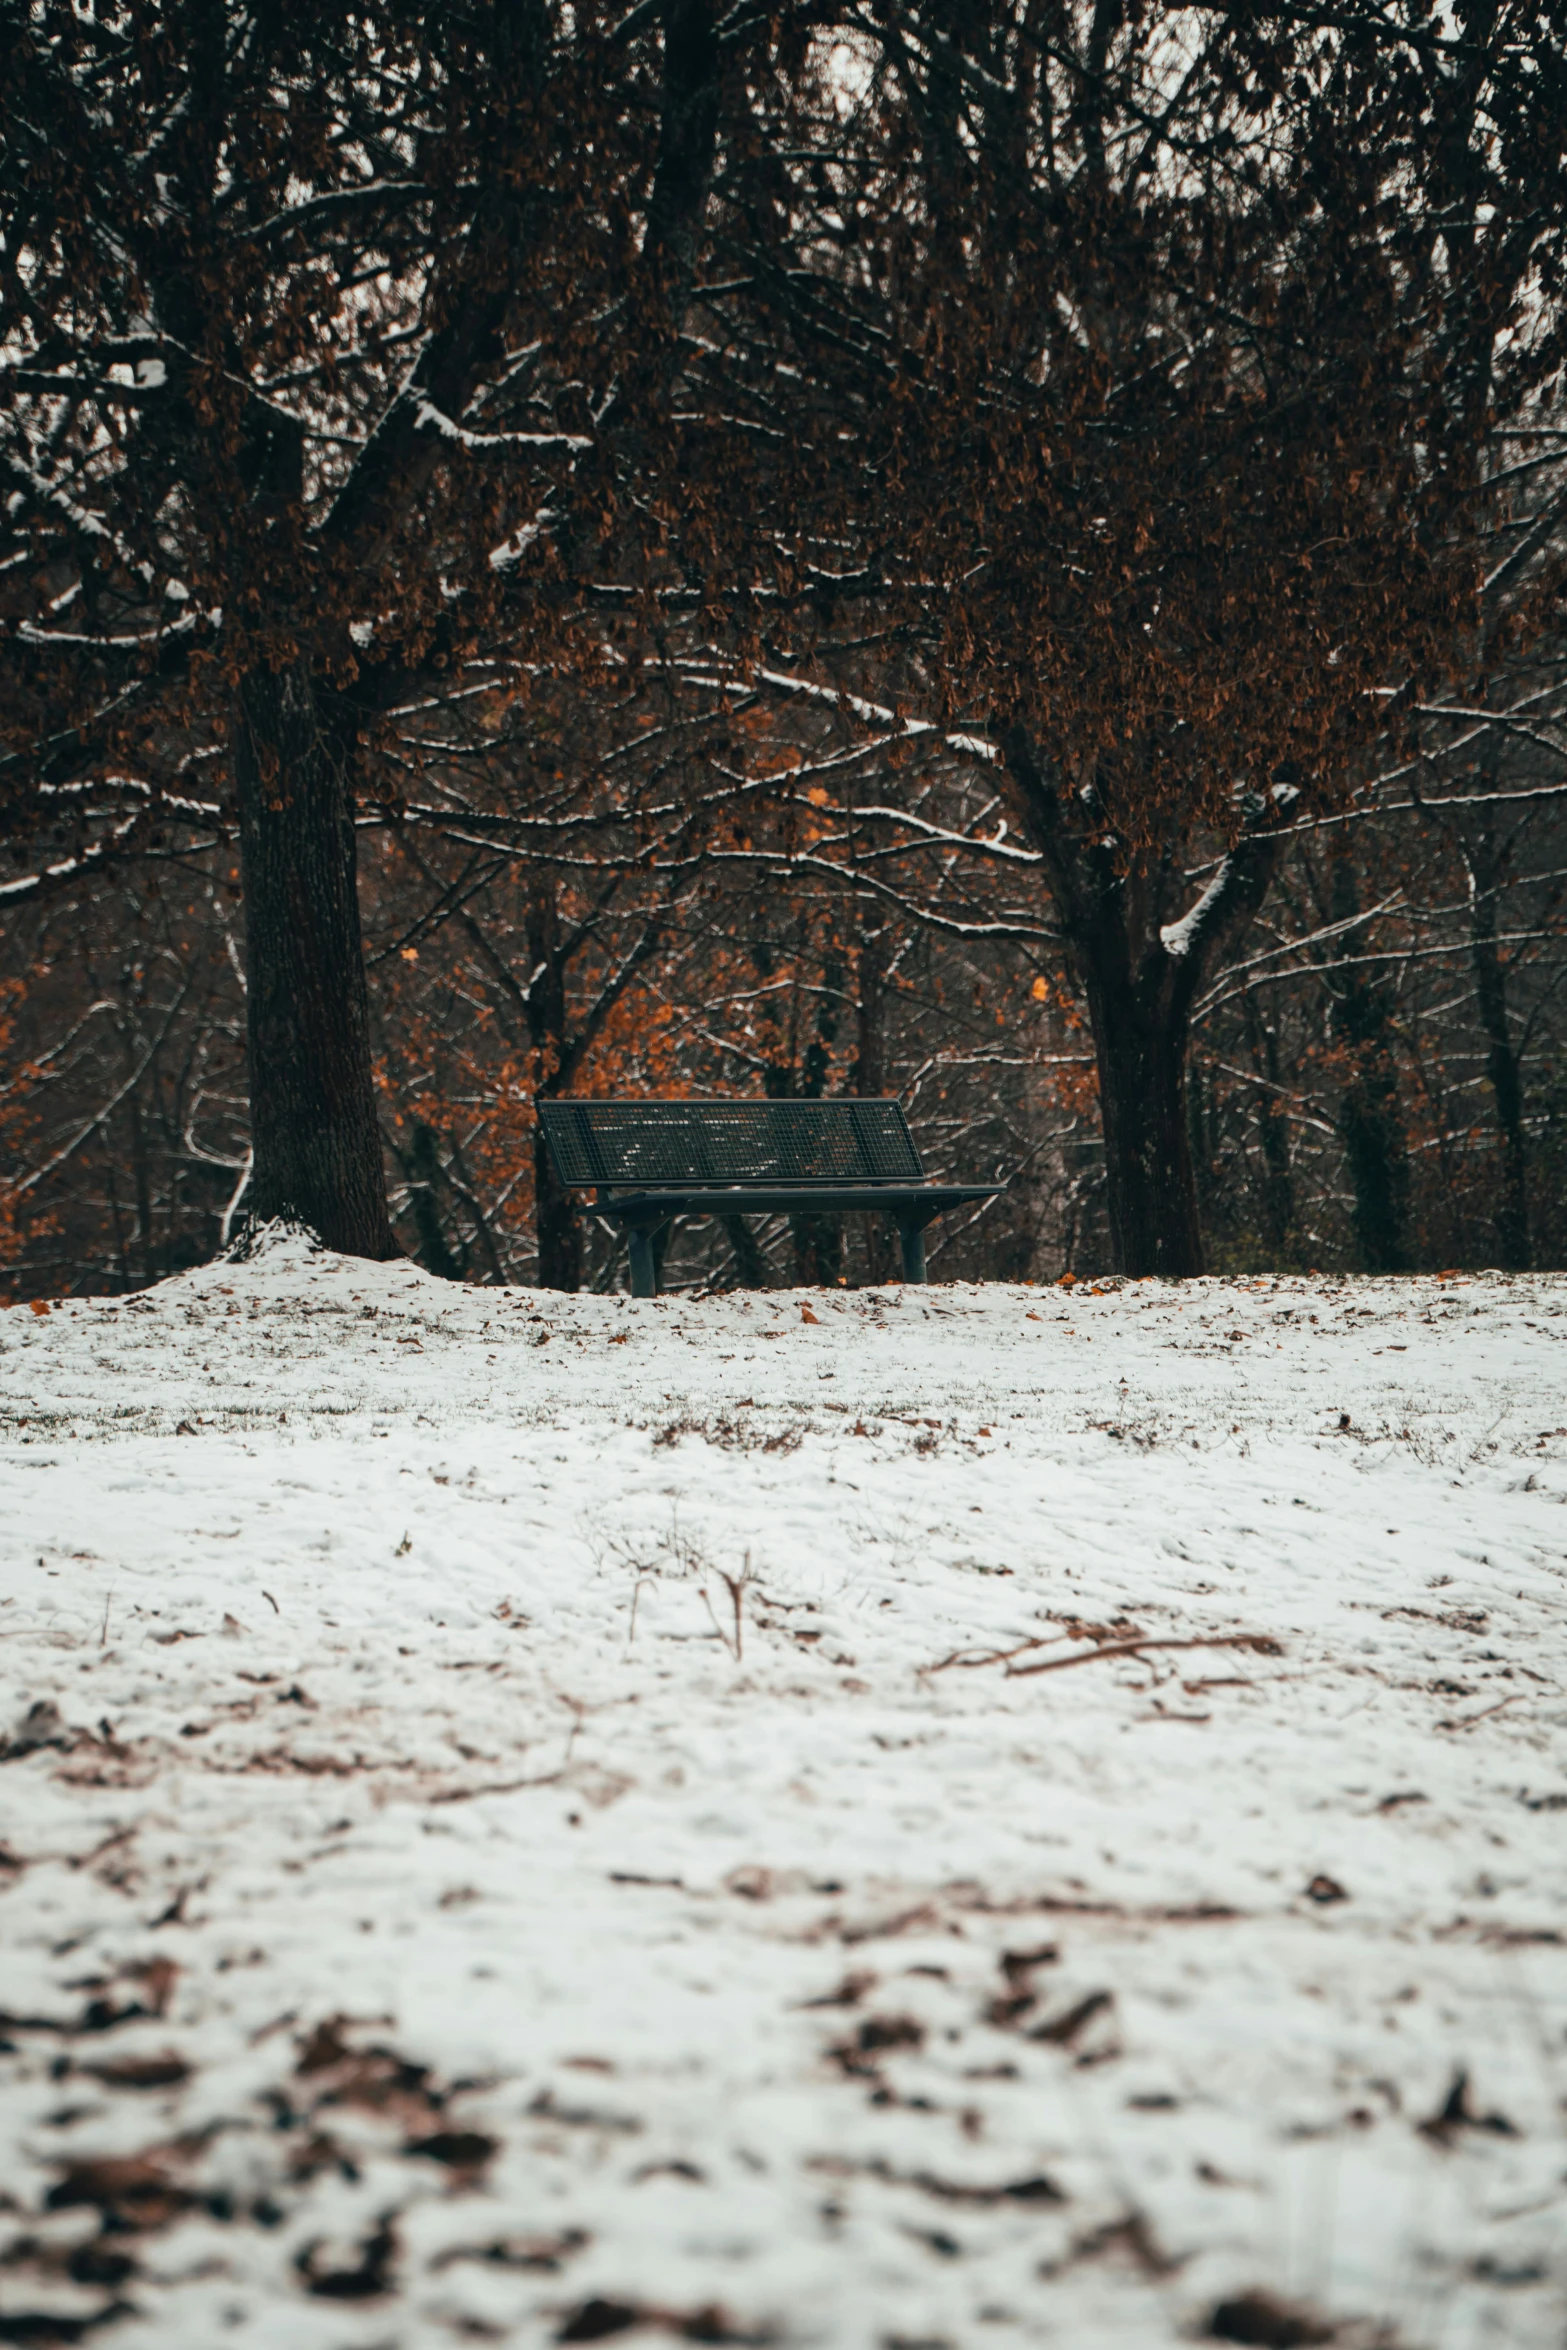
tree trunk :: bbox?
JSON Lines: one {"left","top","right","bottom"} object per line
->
{"left": 1003, "top": 728, "right": 1283, "bottom": 1280}
{"left": 401, "top": 1122, "right": 465, "bottom": 1280}
{"left": 775, "top": 1022, "right": 842, "bottom": 1288}
{"left": 232, "top": 661, "right": 395, "bottom": 1259}
{"left": 525, "top": 877, "right": 583, "bottom": 1292}
{"left": 723, "top": 1214, "right": 771, "bottom": 1288}
{"left": 1081, "top": 966, "right": 1205, "bottom": 1276}
{"left": 1465, "top": 821, "right": 1530, "bottom": 1270}
{"left": 1244, "top": 994, "right": 1295, "bottom": 1259}
{"left": 853, "top": 908, "right": 894, "bottom": 1282}
{"left": 533, "top": 1116, "right": 583, "bottom": 1291}
{"left": 1337, "top": 1051, "right": 1411, "bottom": 1272}
{"left": 128, "top": 1089, "right": 155, "bottom": 1283}
{"left": 1328, "top": 854, "right": 1410, "bottom": 1273}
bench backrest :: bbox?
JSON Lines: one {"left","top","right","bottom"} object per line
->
{"left": 537, "top": 1097, "right": 925, "bottom": 1190}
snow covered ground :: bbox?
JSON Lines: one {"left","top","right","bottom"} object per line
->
{"left": 1, "top": 1233, "right": 1564, "bottom": 2350}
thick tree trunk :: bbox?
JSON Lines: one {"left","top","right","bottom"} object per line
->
{"left": 1466, "top": 823, "right": 1530, "bottom": 1270}
{"left": 232, "top": 661, "right": 395, "bottom": 1259}
{"left": 1081, "top": 969, "right": 1205, "bottom": 1277}
{"left": 1003, "top": 728, "right": 1282, "bottom": 1280}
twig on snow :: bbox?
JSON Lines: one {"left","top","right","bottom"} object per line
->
{"left": 1006, "top": 1634, "right": 1282, "bottom": 1680}
{"left": 1438, "top": 1691, "right": 1530, "bottom": 1732}
{"left": 927, "top": 1631, "right": 1283, "bottom": 1679}
{"left": 702, "top": 1551, "right": 757, "bottom": 1662}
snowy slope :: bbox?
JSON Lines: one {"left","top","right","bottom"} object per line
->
{"left": 1, "top": 1233, "right": 1564, "bottom": 2350}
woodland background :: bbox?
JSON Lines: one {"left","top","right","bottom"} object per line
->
{"left": 8, "top": 686, "right": 1567, "bottom": 1297}
{"left": 3, "top": 0, "right": 1566, "bottom": 1299}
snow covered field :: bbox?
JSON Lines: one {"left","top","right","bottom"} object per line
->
{"left": 1, "top": 1233, "right": 1564, "bottom": 2350}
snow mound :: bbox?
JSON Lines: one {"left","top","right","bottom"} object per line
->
{"left": 221, "top": 1214, "right": 329, "bottom": 1269}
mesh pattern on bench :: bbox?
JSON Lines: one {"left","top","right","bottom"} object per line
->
{"left": 538, "top": 1098, "right": 925, "bottom": 1188}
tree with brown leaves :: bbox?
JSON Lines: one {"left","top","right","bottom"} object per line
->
{"left": 1, "top": 0, "right": 724, "bottom": 1255}
{"left": 676, "top": 0, "right": 1567, "bottom": 1270}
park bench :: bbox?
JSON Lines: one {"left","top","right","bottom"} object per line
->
{"left": 536, "top": 1096, "right": 999, "bottom": 1296}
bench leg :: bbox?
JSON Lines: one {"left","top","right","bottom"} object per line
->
{"left": 897, "top": 1215, "right": 928, "bottom": 1283}
{"left": 628, "top": 1228, "right": 658, "bottom": 1299}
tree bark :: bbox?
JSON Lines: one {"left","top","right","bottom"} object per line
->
{"left": 1078, "top": 956, "right": 1205, "bottom": 1276}
{"left": 400, "top": 1122, "right": 465, "bottom": 1280}
{"left": 853, "top": 907, "right": 894, "bottom": 1282}
{"left": 1464, "top": 820, "right": 1530, "bottom": 1270}
{"left": 1336, "top": 1047, "right": 1411, "bottom": 1273}
{"left": 1328, "top": 853, "right": 1411, "bottom": 1273}
{"left": 232, "top": 661, "right": 396, "bottom": 1259}
{"left": 722, "top": 1213, "right": 771, "bottom": 1289}
{"left": 533, "top": 1118, "right": 584, "bottom": 1291}
{"left": 525, "top": 878, "right": 584, "bottom": 1292}
{"left": 770, "top": 974, "right": 843, "bottom": 1287}
{"left": 1004, "top": 729, "right": 1282, "bottom": 1278}
{"left": 1244, "top": 993, "right": 1295, "bottom": 1259}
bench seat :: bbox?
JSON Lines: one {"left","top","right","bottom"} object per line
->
{"left": 536, "top": 1097, "right": 999, "bottom": 1294}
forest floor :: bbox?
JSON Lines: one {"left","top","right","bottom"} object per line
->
{"left": 0, "top": 1232, "right": 1564, "bottom": 2350}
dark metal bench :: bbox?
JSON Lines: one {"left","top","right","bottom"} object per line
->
{"left": 536, "top": 1097, "right": 999, "bottom": 1296}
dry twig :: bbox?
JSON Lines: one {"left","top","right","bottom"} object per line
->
{"left": 927, "top": 1631, "right": 1283, "bottom": 1680}
{"left": 1007, "top": 1634, "right": 1282, "bottom": 1680}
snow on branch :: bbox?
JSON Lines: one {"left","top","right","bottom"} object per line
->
{"left": 692, "top": 659, "right": 1001, "bottom": 766}
{"left": 0, "top": 819, "right": 140, "bottom": 905}
{"left": 1, "top": 445, "right": 155, "bottom": 587}
{"left": 1159, "top": 857, "right": 1233, "bottom": 958}
{"left": 1190, "top": 893, "right": 1406, "bottom": 1016}
{"left": 489, "top": 513, "right": 551, "bottom": 571}
{"left": 413, "top": 400, "right": 591, "bottom": 453}
{"left": 236, "top": 180, "right": 429, "bottom": 245}
{"left": 814, "top": 799, "right": 1041, "bottom": 865}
